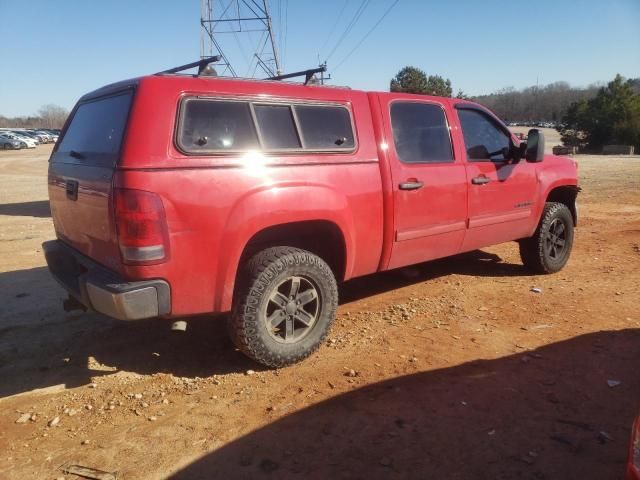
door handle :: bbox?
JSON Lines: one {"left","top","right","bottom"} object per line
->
{"left": 399, "top": 181, "right": 424, "bottom": 191}
{"left": 471, "top": 176, "right": 491, "bottom": 185}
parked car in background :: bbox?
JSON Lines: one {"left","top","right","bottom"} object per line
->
{"left": 0, "top": 133, "right": 23, "bottom": 149}
{"left": 33, "top": 130, "right": 53, "bottom": 143}
{"left": 23, "top": 130, "right": 47, "bottom": 143}
{"left": 40, "top": 130, "right": 59, "bottom": 143}
{"left": 3, "top": 132, "right": 36, "bottom": 148}
{"left": 10, "top": 130, "right": 40, "bottom": 145}
{"left": 21, "top": 130, "right": 45, "bottom": 143}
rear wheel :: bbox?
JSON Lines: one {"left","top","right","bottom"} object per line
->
{"left": 3, "top": 143, "right": 11, "bottom": 150}
{"left": 230, "top": 246, "right": 338, "bottom": 368}
{"left": 519, "top": 202, "right": 574, "bottom": 273}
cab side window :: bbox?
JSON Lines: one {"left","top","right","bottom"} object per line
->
{"left": 458, "top": 108, "right": 510, "bottom": 161}
{"left": 390, "top": 102, "right": 453, "bottom": 164}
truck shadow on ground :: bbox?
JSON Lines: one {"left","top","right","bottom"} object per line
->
{"left": 0, "top": 200, "right": 51, "bottom": 217}
{"left": 340, "top": 249, "right": 534, "bottom": 305}
{"left": 169, "top": 329, "right": 639, "bottom": 480}
{"left": 1, "top": 250, "right": 534, "bottom": 398}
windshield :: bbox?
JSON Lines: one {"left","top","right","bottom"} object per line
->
{"left": 54, "top": 90, "right": 133, "bottom": 166}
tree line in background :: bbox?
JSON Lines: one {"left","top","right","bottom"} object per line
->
{"left": 473, "top": 83, "right": 602, "bottom": 123}
{"left": 559, "top": 75, "right": 640, "bottom": 152}
{"left": 0, "top": 104, "right": 69, "bottom": 129}
{"left": 389, "top": 65, "right": 606, "bottom": 122}
{"left": 390, "top": 66, "right": 640, "bottom": 151}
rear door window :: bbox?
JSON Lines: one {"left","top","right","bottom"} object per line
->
{"left": 390, "top": 102, "right": 453, "bottom": 163}
{"left": 178, "top": 99, "right": 260, "bottom": 152}
{"left": 54, "top": 90, "right": 133, "bottom": 167}
{"left": 293, "top": 105, "right": 355, "bottom": 150}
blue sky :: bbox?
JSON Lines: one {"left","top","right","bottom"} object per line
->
{"left": 0, "top": 0, "right": 638, "bottom": 117}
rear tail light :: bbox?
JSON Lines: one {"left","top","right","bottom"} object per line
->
{"left": 114, "top": 188, "right": 169, "bottom": 265}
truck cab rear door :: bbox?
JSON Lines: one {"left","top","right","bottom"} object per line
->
{"left": 381, "top": 97, "right": 468, "bottom": 269}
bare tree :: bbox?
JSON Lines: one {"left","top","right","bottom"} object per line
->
{"left": 473, "top": 82, "right": 605, "bottom": 122}
{"left": 38, "top": 104, "right": 69, "bottom": 128}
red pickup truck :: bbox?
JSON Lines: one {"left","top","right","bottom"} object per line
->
{"left": 43, "top": 66, "right": 579, "bottom": 367}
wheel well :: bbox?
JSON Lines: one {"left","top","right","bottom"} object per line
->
{"left": 238, "top": 220, "right": 347, "bottom": 282}
{"left": 546, "top": 186, "right": 579, "bottom": 225}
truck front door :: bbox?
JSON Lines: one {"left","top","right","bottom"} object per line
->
{"left": 382, "top": 98, "right": 468, "bottom": 269}
{"left": 453, "top": 105, "right": 539, "bottom": 252}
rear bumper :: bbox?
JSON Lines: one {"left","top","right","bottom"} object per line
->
{"left": 43, "top": 240, "right": 170, "bottom": 320}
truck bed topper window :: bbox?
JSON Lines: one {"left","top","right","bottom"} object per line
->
{"left": 176, "top": 97, "right": 356, "bottom": 155}
{"left": 54, "top": 90, "right": 134, "bottom": 167}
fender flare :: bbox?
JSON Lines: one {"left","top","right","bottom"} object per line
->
{"left": 214, "top": 183, "right": 356, "bottom": 311}
{"left": 530, "top": 179, "right": 579, "bottom": 235}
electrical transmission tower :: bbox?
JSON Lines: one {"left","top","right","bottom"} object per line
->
{"left": 200, "top": 0, "right": 282, "bottom": 78}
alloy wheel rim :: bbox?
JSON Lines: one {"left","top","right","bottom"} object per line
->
{"left": 545, "top": 218, "right": 567, "bottom": 260}
{"left": 264, "top": 276, "right": 320, "bottom": 344}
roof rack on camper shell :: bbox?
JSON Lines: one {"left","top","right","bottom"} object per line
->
{"left": 156, "top": 57, "right": 327, "bottom": 86}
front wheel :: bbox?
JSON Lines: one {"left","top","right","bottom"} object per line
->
{"left": 519, "top": 202, "right": 574, "bottom": 274}
{"left": 229, "top": 246, "right": 338, "bottom": 368}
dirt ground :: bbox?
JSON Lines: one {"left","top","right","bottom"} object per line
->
{"left": 1, "top": 137, "right": 639, "bottom": 479}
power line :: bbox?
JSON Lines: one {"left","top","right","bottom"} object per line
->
{"left": 326, "top": 0, "right": 369, "bottom": 61}
{"left": 325, "top": 0, "right": 371, "bottom": 62}
{"left": 318, "top": 1, "right": 348, "bottom": 57}
{"left": 333, "top": 0, "right": 400, "bottom": 72}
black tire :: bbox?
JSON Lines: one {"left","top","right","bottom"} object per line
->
{"left": 3, "top": 143, "right": 11, "bottom": 150}
{"left": 519, "top": 202, "right": 574, "bottom": 274}
{"left": 230, "top": 246, "right": 338, "bottom": 368}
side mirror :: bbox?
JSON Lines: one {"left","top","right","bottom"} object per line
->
{"left": 525, "top": 129, "right": 545, "bottom": 162}
{"left": 509, "top": 139, "right": 523, "bottom": 162}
